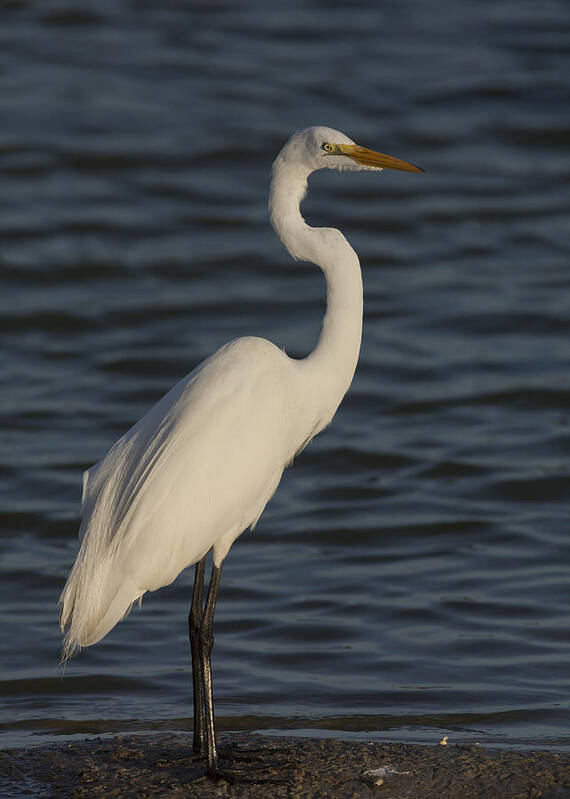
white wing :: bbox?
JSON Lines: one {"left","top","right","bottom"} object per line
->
{"left": 60, "top": 336, "right": 297, "bottom": 657}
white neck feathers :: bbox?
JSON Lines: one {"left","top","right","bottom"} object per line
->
{"left": 269, "top": 157, "right": 363, "bottom": 430}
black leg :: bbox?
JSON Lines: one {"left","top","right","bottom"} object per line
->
{"left": 189, "top": 556, "right": 206, "bottom": 755}
{"left": 199, "top": 560, "right": 223, "bottom": 777}
{"left": 192, "top": 559, "right": 283, "bottom": 783}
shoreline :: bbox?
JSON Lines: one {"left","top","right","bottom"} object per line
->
{"left": 2, "top": 732, "right": 569, "bottom": 798}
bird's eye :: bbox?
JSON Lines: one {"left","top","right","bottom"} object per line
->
{"left": 321, "top": 143, "right": 334, "bottom": 153}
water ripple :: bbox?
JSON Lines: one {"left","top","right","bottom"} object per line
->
{"left": 1, "top": 0, "right": 569, "bottom": 753}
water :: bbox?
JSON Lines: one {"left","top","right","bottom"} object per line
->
{"left": 1, "top": 0, "right": 569, "bottom": 753}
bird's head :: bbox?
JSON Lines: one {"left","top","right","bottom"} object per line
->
{"left": 276, "top": 126, "right": 423, "bottom": 176}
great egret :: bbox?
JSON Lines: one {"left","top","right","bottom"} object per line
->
{"left": 60, "top": 126, "right": 422, "bottom": 777}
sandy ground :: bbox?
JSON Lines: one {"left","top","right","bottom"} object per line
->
{"left": 1, "top": 733, "right": 569, "bottom": 798}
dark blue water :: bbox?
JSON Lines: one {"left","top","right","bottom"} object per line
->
{"left": 1, "top": 0, "right": 569, "bottom": 752}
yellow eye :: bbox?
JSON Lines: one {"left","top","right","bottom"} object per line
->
{"left": 321, "top": 142, "right": 334, "bottom": 153}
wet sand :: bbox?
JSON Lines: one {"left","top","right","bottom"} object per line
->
{"left": 1, "top": 733, "right": 569, "bottom": 798}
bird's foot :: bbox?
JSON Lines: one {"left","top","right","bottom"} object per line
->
{"left": 209, "top": 748, "right": 289, "bottom": 783}
{"left": 209, "top": 767, "right": 285, "bottom": 785}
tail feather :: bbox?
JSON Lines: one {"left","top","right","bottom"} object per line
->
{"left": 59, "top": 551, "right": 142, "bottom": 662}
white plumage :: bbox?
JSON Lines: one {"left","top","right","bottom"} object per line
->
{"left": 59, "top": 126, "right": 422, "bottom": 775}
{"left": 61, "top": 337, "right": 313, "bottom": 654}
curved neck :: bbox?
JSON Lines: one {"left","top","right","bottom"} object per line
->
{"left": 269, "top": 161, "right": 363, "bottom": 428}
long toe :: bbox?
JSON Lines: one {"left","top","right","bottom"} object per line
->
{"left": 209, "top": 749, "right": 290, "bottom": 783}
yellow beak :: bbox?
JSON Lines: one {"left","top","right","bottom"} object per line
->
{"left": 335, "top": 144, "right": 423, "bottom": 173}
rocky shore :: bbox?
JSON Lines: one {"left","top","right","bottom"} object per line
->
{"left": 1, "top": 733, "right": 569, "bottom": 798}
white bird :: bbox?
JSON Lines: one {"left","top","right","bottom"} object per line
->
{"left": 59, "top": 126, "right": 422, "bottom": 777}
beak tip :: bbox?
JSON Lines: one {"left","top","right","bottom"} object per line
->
{"left": 346, "top": 144, "right": 424, "bottom": 174}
